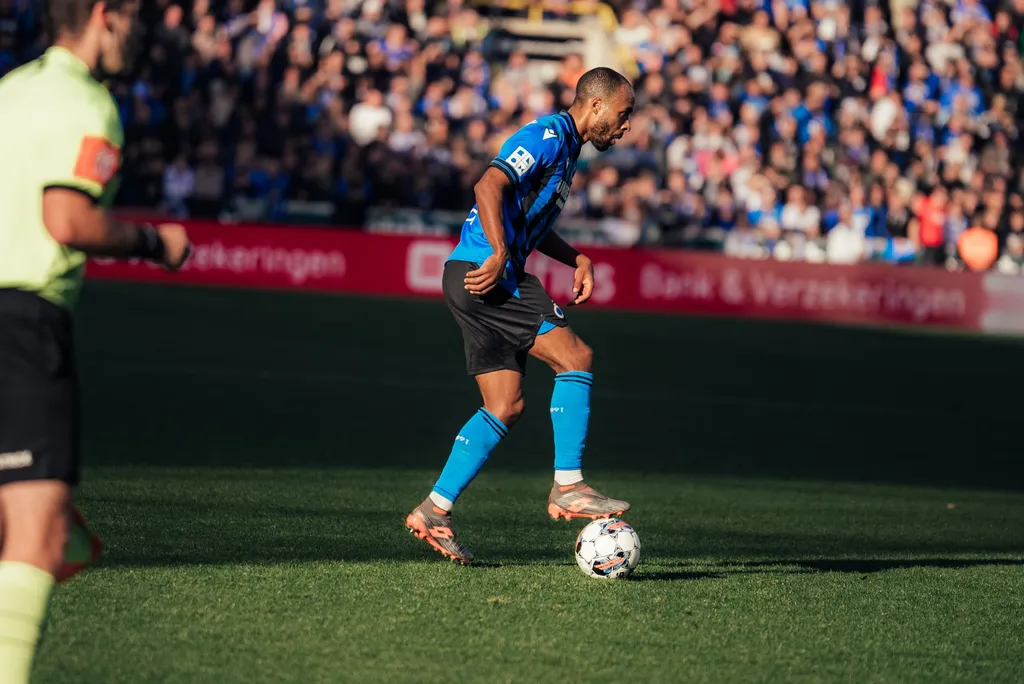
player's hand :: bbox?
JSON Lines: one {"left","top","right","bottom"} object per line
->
{"left": 568, "top": 254, "right": 594, "bottom": 306}
{"left": 156, "top": 223, "right": 192, "bottom": 271}
{"left": 465, "top": 253, "right": 507, "bottom": 296}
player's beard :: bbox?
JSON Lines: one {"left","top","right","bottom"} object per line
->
{"left": 590, "top": 119, "right": 615, "bottom": 152}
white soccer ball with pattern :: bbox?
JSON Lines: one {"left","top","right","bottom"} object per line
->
{"left": 574, "top": 518, "right": 641, "bottom": 579}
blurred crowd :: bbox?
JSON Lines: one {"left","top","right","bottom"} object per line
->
{"left": 2, "top": 0, "right": 1024, "bottom": 271}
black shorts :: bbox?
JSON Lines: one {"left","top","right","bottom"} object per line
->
{"left": 444, "top": 260, "right": 569, "bottom": 376}
{"left": 0, "top": 289, "right": 80, "bottom": 486}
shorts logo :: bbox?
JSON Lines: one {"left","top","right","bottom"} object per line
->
{"left": 553, "top": 303, "right": 565, "bottom": 319}
{"left": 0, "top": 450, "right": 33, "bottom": 471}
{"left": 506, "top": 146, "right": 536, "bottom": 178}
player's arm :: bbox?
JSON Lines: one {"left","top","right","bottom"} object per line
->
{"left": 464, "top": 167, "right": 513, "bottom": 295}
{"left": 466, "top": 125, "right": 560, "bottom": 295}
{"left": 473, "top": 167, "right": 512, "bottom": 263}
{"left": 537, "top": 231, "right": 594, "bottom": 306}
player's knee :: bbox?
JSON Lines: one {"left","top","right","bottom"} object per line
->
{"left": 486, "top": 396, "right": 525, "bottom": 427}
{"left": 574, "top": 341, "right": 594, "bottom": 373}
{"left": 560, "top": 340, "right": 593, "bottom": 374}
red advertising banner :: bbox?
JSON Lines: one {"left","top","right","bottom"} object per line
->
{"left": 87, "top": 221, "right": 1024, "bottom": 334}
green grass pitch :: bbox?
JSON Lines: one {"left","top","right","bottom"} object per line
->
{"left": 33, "top": 282, "right": 1024, "bottom": 683}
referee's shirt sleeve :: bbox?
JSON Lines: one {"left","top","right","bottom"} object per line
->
{"left": 488, "top": 123, "right": 561, "bottom": 193}
{"left": 40, "top": 95, "right": 122, "bottom": 203}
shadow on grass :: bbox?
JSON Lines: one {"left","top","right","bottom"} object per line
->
{"left": 82, "top": 480, "right": 1024, "bottom": 571}
{"left": 630, "top": 571, "right": 727, "bottom": 582}
{"left": 618, "top": 558, "right": 1024, "bottom": 583}
{"left": 90, "top": 499, "right": 1024, "bottom": 571}
{"left": 740, "top": 558, "right": 1024, "bottom": 574}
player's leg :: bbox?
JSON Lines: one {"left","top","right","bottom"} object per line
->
{"left": 530, "top": 325, "right": 592, "bottom": 484}
{"left": 406, "top": 369, "right": 522, "bottom": 563}
{"left": 406, "top": 262, "right": 529, "bottom": 563}
{"left": 432, "top": 369, "right": 523, "bottom": 510}
{"left": 531, "top": 325, "right": 630, "bottom": 520}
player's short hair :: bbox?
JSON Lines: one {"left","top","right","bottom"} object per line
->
{"left": 573, "top": 68, "right": 633, "bottom": 106}
{"left": 47, "top": 0, "right": 131, "bottom": 36}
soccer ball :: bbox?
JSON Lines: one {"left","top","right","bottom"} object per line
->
{"left": 574, "top": 518, "right": 641, "bottom": 579}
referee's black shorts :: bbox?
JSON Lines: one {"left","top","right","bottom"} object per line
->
{"left": 0, "top": 288, "right": 80, "bottom": 486}
{"left": 443, "top": 260, "right": 568, "bottom": 376}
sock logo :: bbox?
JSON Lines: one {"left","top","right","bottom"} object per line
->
{"left": 0, "top": 450, "right": 33, "bottom": 470}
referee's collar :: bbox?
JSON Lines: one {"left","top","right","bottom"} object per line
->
{"left": 44, "top": 46, "right": 91, "bottom": 76}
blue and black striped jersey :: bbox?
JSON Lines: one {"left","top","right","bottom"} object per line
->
{"left": 448, "top": 111, "right": 583, "bottom": 296}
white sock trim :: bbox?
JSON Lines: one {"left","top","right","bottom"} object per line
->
{"left": 429, "top": 492, "right": 454, "bottom": 512}
{"left": 554, "top": 469, "right": 584, "bottom": 486}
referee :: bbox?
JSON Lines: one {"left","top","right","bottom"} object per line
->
{"left": 0, "top": 2, "right": 191, "bottom": 681}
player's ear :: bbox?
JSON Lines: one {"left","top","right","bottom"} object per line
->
{"left": 590, "top": 97, "right": 603, "bottom": 115}
{"left": 89, "top": 1, "right": 111, "bottom": 35}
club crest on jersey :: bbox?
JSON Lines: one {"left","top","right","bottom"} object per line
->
{"left": 506, "top": 146, "right": 536, "bottom": 177}
{"left": 553, "top": 303, "right": 565, "bottom": 319}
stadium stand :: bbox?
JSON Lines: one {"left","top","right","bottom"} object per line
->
{"left": 1, "top": 0, "right": 1023, "bottom": 270}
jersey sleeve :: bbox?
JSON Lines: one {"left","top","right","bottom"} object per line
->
{"left": 488, "top": 123, "right": 562, "bottom": 193}
{"left": 40, "top": 95, "right": 122, "bottom": 201}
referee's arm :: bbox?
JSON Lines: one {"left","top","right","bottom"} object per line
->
{"left": 44, "top": 188, "right": 151, "bottom": 255}
{"left": 43, "top": 189, "right": 191, "bottom": 270}
{"left": 39, "top": 120, "right": 191, "bottom": 269}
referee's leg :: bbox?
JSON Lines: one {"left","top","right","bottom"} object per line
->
{"left": 0, "top": 482, "right": 70, "bottom": 571}
{"left": 0, "top": 294, "right": 83, "bottom": 684}
{"left": 0, "top": 482, "right": 70, "bottom": 683}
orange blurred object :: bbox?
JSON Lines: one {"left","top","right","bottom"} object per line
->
{"left": 958, "top": 227, "right": 998, "bottom": 272}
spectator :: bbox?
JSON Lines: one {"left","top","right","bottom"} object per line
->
{"left": 163, "top": 154, "right": 195, "bottom": 218}
{"left": 914, "top": 186, "right": 950, "bottom": 265}
{"left": 884, "top": 187, "right": 912, "bottom": 239}
{"left": 827, "top": 202, "right": 867, "bottom": 265}
{"left": 780, "top": 186, "right": 821, "bottom": 237}
{"left": 3, "top": 0, "right": 1016, "bottom": 271}
{"left": 349, "top": 89, "right": 393, "bottom": 147}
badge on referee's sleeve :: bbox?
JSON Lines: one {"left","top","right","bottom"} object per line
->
{"left": 73, "top": 136, "right": 120, "bottom": 185}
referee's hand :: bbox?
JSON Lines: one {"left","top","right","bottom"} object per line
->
{"left": 156, "top": 223, "right": 193, "bottom": 271}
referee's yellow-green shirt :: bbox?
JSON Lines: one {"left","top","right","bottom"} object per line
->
{"left": 0, "top": 47, "right": 124, "bottom": 309}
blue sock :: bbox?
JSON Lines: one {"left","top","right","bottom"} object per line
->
{"left": 551, "top": 371, "right": 593, "bottom": 472}
{"left": 433, "top": 409, "right": 508, "bottom": 503}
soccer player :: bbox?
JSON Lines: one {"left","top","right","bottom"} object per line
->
{"left": 0, "top": 2, "right": 191, "bottom": 681}
{"left": 406, "top": 68, "right": 635, "bottom": 563}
